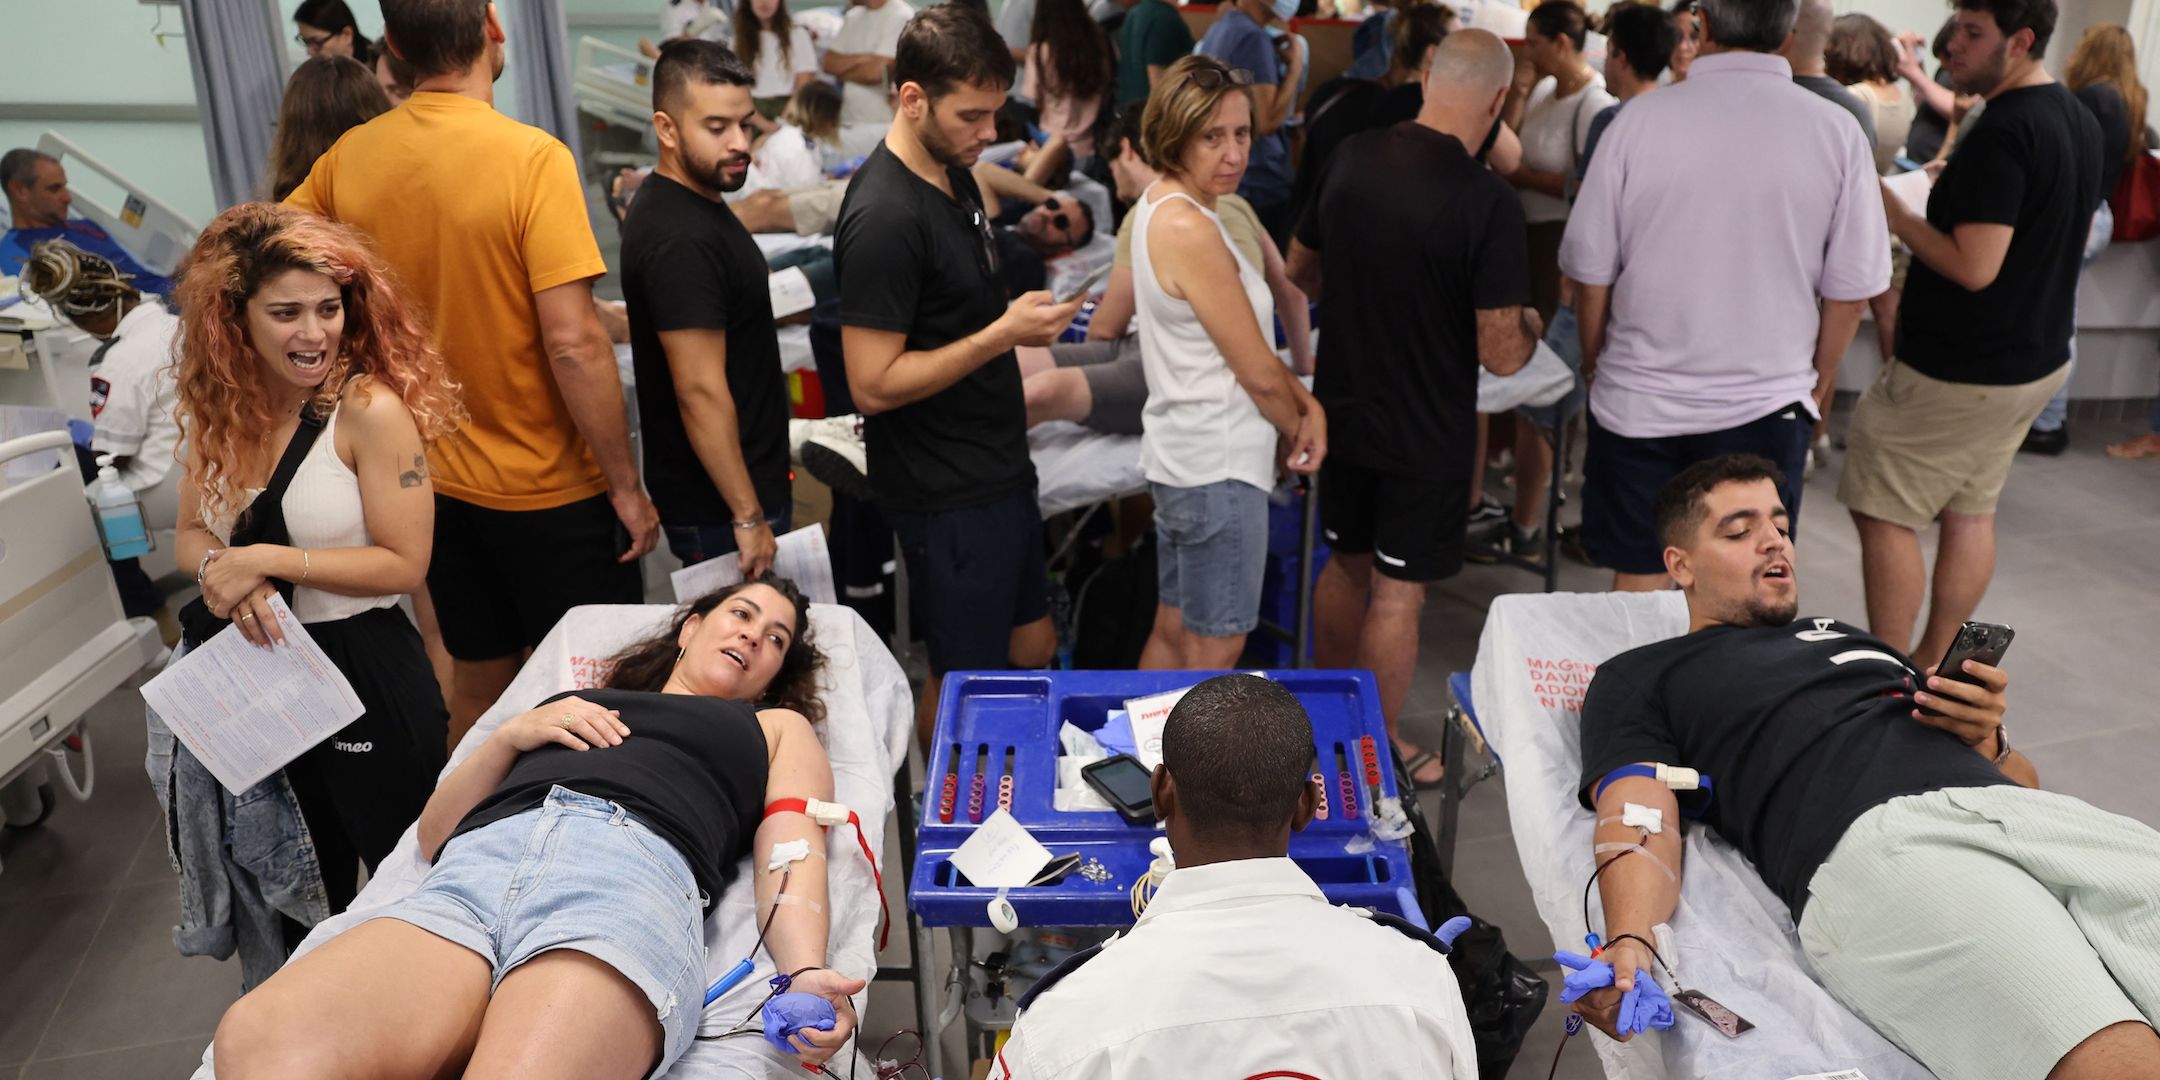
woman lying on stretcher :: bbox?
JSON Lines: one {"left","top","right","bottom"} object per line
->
{"left": 212, "top": 575, "right": 865, "bottom": 1080}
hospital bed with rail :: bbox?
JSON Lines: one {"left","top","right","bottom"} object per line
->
{"left": 0, "top": 431, "right": 162, "bottom": 844}
{"left": 188, "top": 600, "right": 939, "bottom": 1079}
{"left": 1433, "top": 590, "right": 1934, "bottom": 1079}
{"left": 3, "top": 132, "right": 199, "bottom": 582}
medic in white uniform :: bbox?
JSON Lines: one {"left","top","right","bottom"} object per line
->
{"left": 88, "top": 297, "right": 185, "bottom": 529}
{"left": 995, "top": 675, "right": 1479, "bottom": 1079}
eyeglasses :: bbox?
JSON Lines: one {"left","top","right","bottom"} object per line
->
{"left": 1182, "top": 65, "right": 1255, "bottom": 91}
{"left": 296, "top": 31, "right": 333, "bottom": 50}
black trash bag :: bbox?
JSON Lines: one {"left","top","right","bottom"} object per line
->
{"left": 1396, "top": 747, "right": 1549, "bottom": 1076}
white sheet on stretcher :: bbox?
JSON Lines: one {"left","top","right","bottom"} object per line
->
{"left": 192, "top": 602, "right": 913, "bottom": 1079}
{"left": 1471, "top": 591, "right": 1932, "bottom": 1080}
{"left": 1030, "top": 421, "right": 1143, "bottom": 519}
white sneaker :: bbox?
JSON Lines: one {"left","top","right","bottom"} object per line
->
{"left": 789, "top": 415, "right": 858, "bottom": 463}
{"left": 797, "top": 415, "right": 870, "bottom": 499}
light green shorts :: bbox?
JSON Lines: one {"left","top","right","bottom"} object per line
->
{"left": 1799, "top": 787, "right": 2160, "bottom": 1080}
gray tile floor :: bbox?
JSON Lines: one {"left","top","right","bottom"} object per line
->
{"left": 4, "top": 418, "right": 2155, "bottom": 1079}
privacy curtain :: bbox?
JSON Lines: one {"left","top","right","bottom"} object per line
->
{"left": 179, "top": 0, "right": 286, "bottom": 209}
{"left": 500, "top": 0, "right": 583, "bottom": 159}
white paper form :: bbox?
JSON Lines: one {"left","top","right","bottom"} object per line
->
{"left": 769, "top": 266, "right": 817, "bottom": 319}
{"left": 668, "top": 523, "right": 837, "bottom": 606}
{"left": 949, "top": 808, "right": 1054, "bottom": 887}
{"left": 1882, "top": 170, "right": 1933, "bottom": 221}
{"left": 140, "top": 594, "right": 365, "bottom": 793}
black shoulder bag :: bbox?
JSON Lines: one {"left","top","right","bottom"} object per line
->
{"left": 178, "top": 407, "right": 328, "bottom": 648}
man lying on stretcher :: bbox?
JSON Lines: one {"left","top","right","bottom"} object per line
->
{"left": 1573, "top": 454, "right": 2160, "bottom": 1080}
{"left": 211, "top": 576, "right": 866, "bottom": 1080}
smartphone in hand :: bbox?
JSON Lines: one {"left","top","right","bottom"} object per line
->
{"left": 1920, "top": 621, "right": 2014, "bottom": 716}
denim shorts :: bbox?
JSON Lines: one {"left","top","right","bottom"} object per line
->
{"left": 369, "top": 787, "right": 707, "bottom": 1073}
{"left": 1518, "top": 303, "right": 1585, "bottom": 438}
{"left": 1151, "top": 479, "right": 1269, "bottom": 637}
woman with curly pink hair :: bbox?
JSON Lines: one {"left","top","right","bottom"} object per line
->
{"left": 169, "top": 201, "right": 465, "bottom": 916}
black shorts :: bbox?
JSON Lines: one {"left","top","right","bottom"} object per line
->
{"left": 1319, "top": 457, "right": 1468, "bottom": 582}
{"left": 1581, "top": 403, "right": 1812, "bottom": 576}
{"left": 888, "top": 485, "right": 1050, "bottom": 673}
{"left": 427, "top": 493, "right": 644, "bottom": 661}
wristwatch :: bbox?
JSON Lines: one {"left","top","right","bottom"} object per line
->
{"left": 1992, "top": 723, "right": 2013, "bottom": 764}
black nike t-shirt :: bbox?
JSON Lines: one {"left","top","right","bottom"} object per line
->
{"left": 1577, "top": 619, "right": 2012, "bottom": 917}
{"left": 452, "top": 689, "right": 769, "bottom": 914}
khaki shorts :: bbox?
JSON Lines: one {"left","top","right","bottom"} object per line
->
{"left": 787, "top": 179, "right": 850, "bottom": 236}
{"left": 1838, "top": 359, "right": 2069, "bottom": 528}
{"left": 1800, "top": 787, "right": 2160, "bottom": 1080}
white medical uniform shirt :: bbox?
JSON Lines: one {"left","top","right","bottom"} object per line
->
{"left": 995, "top": 858, "right": 1478, "bottom": 1079}
{"left": 89, "top": 298, "right": 182, "bottom": 498}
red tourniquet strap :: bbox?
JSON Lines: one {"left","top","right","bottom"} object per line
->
{"left": 764, "top": 798, "right": 890, "bottom": 951}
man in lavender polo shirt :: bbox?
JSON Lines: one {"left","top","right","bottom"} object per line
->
{"left": 1560, "top": 0, "right": 1887, "bottom": 591}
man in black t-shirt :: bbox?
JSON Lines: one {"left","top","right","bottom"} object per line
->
{"left": 1289, "top": 4, "right": 1451, "bottom": 230}
{"left": 1286, "top": 29, "right": 1539, "bottom": 787}
{"left": 621, "top": 41, "right": 794, "bottom": 576}
{"left": 834, "top": 3, "right": 1081, "bottom": 745}
{"left": 1575, "top": 454, "right": 2160, "bottom": 1080}
{"left": 1841, "top": 0, "right": 2101, "bottom": 670}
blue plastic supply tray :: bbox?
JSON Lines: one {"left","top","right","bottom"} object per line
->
{"left": 908, "top": 669, "right": 1418, "bottom": 928}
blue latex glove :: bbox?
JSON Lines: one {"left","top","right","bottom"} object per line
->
{"left": 1096, "top": 711, "right": 1138, "bottom": 758}
{"left": 761, "top": 992, "right": 837, "bottom": 1054}
{"left": 1553, "top": 950, "right": 1616, "bottom": 1005}
{"left": 1615, "top": 972, "right": 1675, "bottom": 1035}
{"left": 1436, "top": 916, "right": 1474, "bottom": 950}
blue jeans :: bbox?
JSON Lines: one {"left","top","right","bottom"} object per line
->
{"left": 663, "top": 505, "right": 794, "bottom": 568}
{"left": 2033, "top": 202, "right": 2114, "bottom": 432}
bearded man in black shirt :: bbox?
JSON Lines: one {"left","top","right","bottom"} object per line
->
{"left": 1572, "top": 453, "right": 2160, "bottom": 1080}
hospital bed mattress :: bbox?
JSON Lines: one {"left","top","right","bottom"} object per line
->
{"left": 190, "top": 602, "right": 912, "bottom": 1079}
{"left": 1030, "top": 421, "right": 1143, "bottom": 519}
{"left": 1470, "top": 591, "right": 1933, "bottom": 1080}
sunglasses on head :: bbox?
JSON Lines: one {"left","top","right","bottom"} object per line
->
{"left": 1183, "top": 65, "right": 1255, "bottom": 90}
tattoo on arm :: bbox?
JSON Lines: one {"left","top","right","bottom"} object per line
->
{"left": 398, "top": 453, "right": 427, "bottom": 489}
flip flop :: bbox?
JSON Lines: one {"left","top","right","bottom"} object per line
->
{"left": 1398, "top": 746, "right": 1446, "bottom": 792}
{"left": 2107, "top": 434, "right": 2160, "bottom": 460}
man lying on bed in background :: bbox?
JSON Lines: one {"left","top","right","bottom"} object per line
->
{"left": 1, "top": 148, "right": 175, "bottom": 297}
{"left": 1573, "top": 452, "right": 2160, "bottom": 1080}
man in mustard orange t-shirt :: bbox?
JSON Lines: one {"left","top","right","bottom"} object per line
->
{"left": 289, "top": 0, "right": 660, "bottom": 742}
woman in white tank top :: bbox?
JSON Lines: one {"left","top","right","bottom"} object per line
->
{"left": 168, "top": 203, "right": 465, "bottom": 917}
{"left": 1132, "top": 55, "right": 1326, "bottom": 670}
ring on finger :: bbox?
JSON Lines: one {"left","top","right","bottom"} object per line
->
{"left": 238, "top": 611, "right": 258, "bottom": 622}
{"left": 559, "top": 714, "right": 578, "bottom": 729}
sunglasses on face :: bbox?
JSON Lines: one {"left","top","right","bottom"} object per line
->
{"left": 1183, "top": 66, "right": 1255, "bottom": 91}
{"left": 1040, "top": 196, "right": 1073, "bottom": 233}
